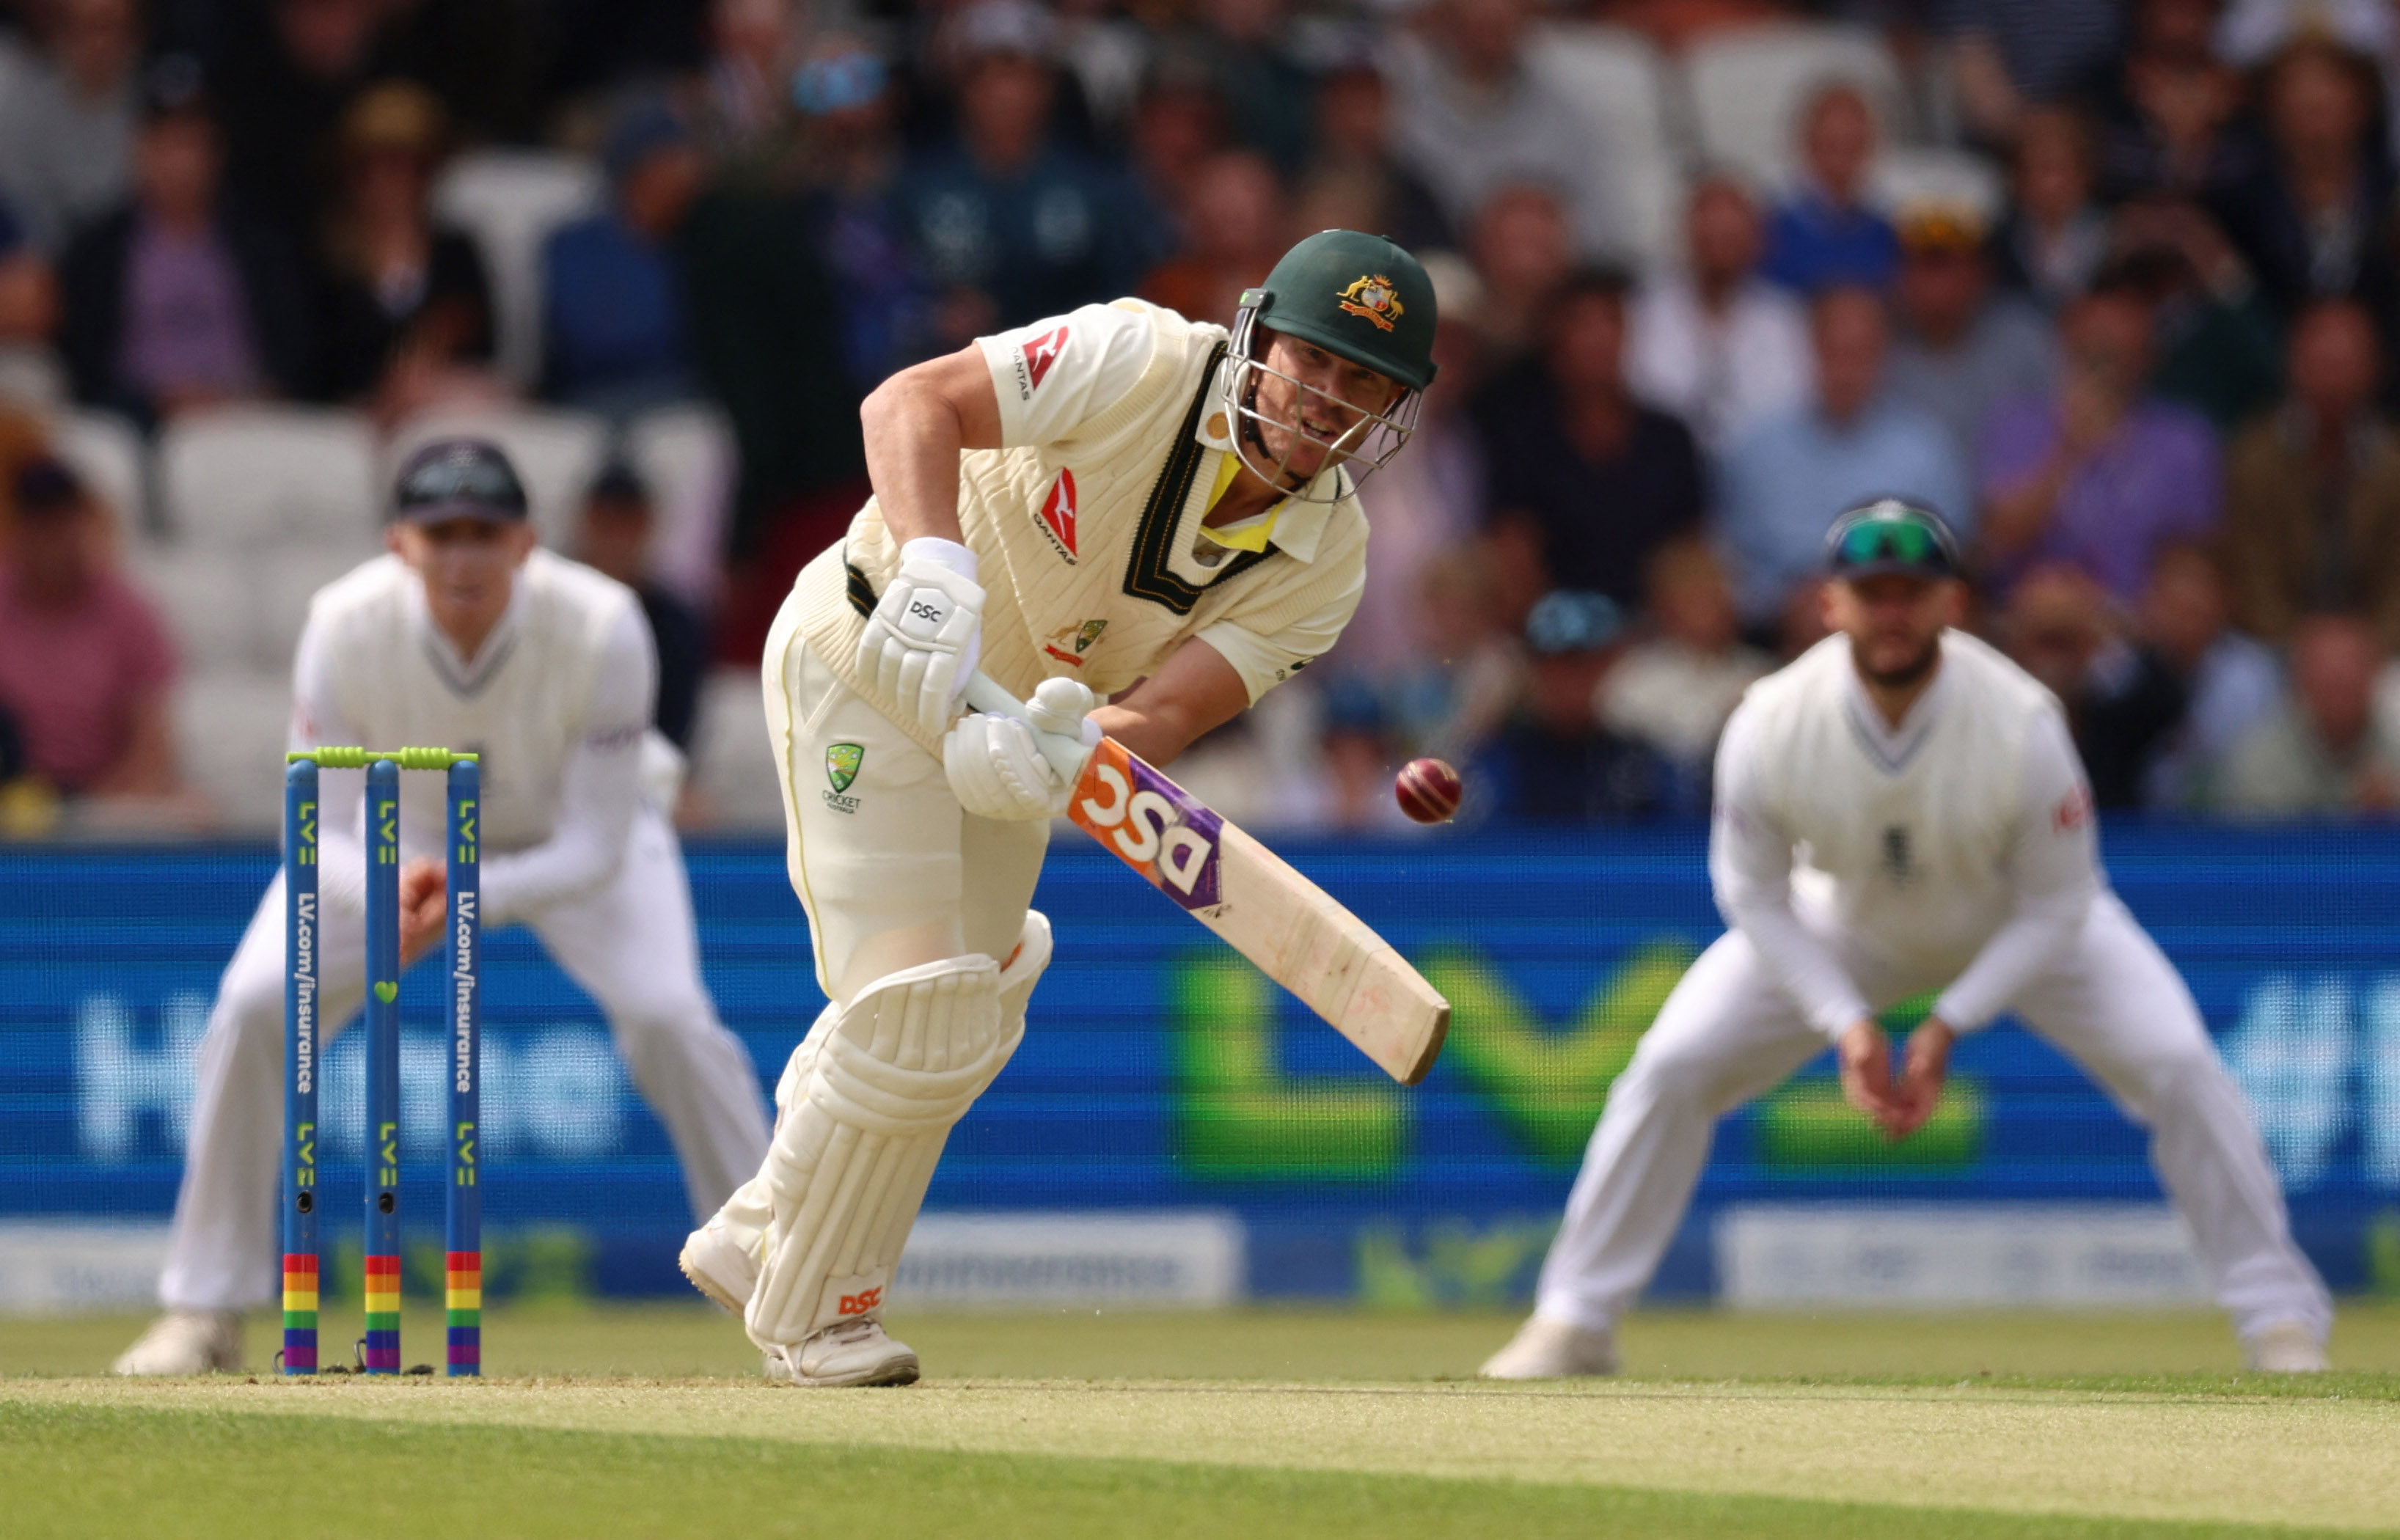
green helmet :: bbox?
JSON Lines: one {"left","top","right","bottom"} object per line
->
{"left": 1223, "top": 230, "right": 1436, "bottom": 501}
{"left": 1237, "top": 230, "right": 1438, "bottom": 392}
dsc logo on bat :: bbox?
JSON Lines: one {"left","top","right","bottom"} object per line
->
{"left": 1069, "top": 741, "right": 1224, "bottom": 911}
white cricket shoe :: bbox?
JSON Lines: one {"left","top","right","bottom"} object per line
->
{"left": 678, "top": 1220, "right": 758, "bottom": 1315}
{"left": 762, "top": 1318, "right": 921, "bottom": 1387}
{"left": 2244, "top": 1321, "right": 2329, "bottom": 1374}
{"left": 1478, "top": 1316, "right": 1620, "bottom": 1379}
{"left": 112, "top": 1309, "right": 243, "bottom": 1376}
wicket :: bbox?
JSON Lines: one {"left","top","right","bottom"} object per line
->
{"left": 282, "top": 748, "right": 481, "bottom": 1376}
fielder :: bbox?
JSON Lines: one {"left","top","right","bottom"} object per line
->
{"left": 676, "top": 230, "right": 1436, "bottom": 1385}
{"left": 115, "top": 440, "right": 771, "bottom": 1375}
{"left": 1484, "top": 499, "right": 2333, "bottom": 1379}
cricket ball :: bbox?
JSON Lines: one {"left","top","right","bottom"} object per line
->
{"left": 1394, "top": 757, "right": 1463, "bottom": 824}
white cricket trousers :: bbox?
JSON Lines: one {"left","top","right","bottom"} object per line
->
{"left": 1534, "top": 895, "right": 2332, "bottom": 1343}
{"left": 765, "top": 606, "right": 1047, "bottom": 1007}
{"left": 158, "top": 806, "right": 771, "bottom": 1311}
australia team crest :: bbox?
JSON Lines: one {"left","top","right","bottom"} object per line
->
{"left": 1336, "top": 274, "right": 1404, "bottom": 332}
{"left": 825, "top": 743, "right": 864, "bottom": 794}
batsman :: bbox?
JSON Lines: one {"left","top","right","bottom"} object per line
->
{"left": 679, "top": 231, "right": 1437, "bottom": 1385}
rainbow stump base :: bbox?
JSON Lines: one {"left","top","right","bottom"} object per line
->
{"left": 446, "top": 1252, "right": 482, "bottom": 1375}
{"left": 280, "top": 1253, "right": 319, "bottom": 1373}
{"left": 362, "top": 1254, "right": 401, "bottom": 1373}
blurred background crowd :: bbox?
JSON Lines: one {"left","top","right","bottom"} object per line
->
{"left": 1, "top": 0, "right": 2398, "bottom": 835}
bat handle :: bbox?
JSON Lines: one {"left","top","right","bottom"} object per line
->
{"left": 961, "top": 672, "right": 1090, "bottom": 784}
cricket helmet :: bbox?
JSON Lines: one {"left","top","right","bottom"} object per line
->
{"left": 1226, "top": 230, "right": 1438, "bottom": 501}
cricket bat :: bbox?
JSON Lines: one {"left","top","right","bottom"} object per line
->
{"left": 965, "top": 674, "right": 1451, "bottom": 1085}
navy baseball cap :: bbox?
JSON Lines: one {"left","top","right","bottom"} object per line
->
{"left": 1824, "top": 497, "right": 1961, "bottom": 581}
{"left": 392, "top": 439, "right": 529, "bottom": 525}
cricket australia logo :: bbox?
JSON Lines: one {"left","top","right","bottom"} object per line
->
{"left": 1042, "top": 617, "right": 1108, "bottom": 668}
{"left": 823, "top": 743, "right": 865, "bottom": 814}
{"left": 1335, "top": 274, "right": 1403, "bottom": 333}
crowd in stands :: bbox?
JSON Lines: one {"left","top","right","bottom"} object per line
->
{"left": 4, "top": 0, "right": 2400, "bottom": 832}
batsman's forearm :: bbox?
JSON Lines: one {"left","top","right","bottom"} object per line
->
{"left": 860, "top": 376, "right": 968, "bottom": 546}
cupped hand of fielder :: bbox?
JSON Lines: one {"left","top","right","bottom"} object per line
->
{"left": 397, "top": 857, "right": 448, "bottom": 967}
{"left": 1837, "top": 1019, "right": 1904, "bottom": 1133}
{"left": 1839, "top": 1016, "right": 1955, "bottom": 1139}
{"left": 1888, "top": 1017, "right": 1956, "bottom": 1138}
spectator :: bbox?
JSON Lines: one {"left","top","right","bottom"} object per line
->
{"left": 1939, "top": 0, "right": 2123, "bottom": 147}
{"left": 0, "top": 192, "right": 58, "bottom": 363}
{"left": 1335, "top": 252, "right": 1488, "bottom": 687}
{"left": 210, "top": 0, "right": 394, "bottom": 237}
{"left": 1385, "top": 0, "right": 1611, "bottom": 256}
{"left": 1314, "top": 678, "right": 1414, "bottom": 833}
{"left": 59, "top": 65, "right": 313, "bottom": 427}
{"left": 1182, "top": 0, "right": 1315, "bottom": 177}
{"left": 0, "top": 0, "right": 142, "bottom": 252}
{"left": 1141, "top": 148, "right": 1287, "bottom": 329}
{"left": 2104, "top": 210, "right": 2284, "bottom": 433}
{"left": 790, "top": 37, "right": 929, "bottom": 392}
{"left": 2085, "top": 0, "right": 2261, "bottom": 203}
{"left": 1476, "top": 590, "right": 1665, "bottom": 824}
{"left": 2215, "top": 611, "right": 2400, "bottom": 814}
{"left": 1471, "top": 268, "right": 1705, "bottom": 608}
{"left": 1716, "top": 286, "right": 1970, "bottom": 627}
{"left": 541, "top": 96, "right": 705, "bottom": 417}
{"left": 2140, "top": 538, "right": 2283, "bottom": 807}
{"left": 1122, "top": 53, "right": 1228, "bottom": 277}
{"left": 2224, "top": 300, "right": 2400, "bottom": 646}
{"left": 1600, "top": 539, "right": 1771, "bottom": 803}
{"left": 1388, "top": 543, "right": 1523, "bottom": 766}
{"left": 1761, "top": 84, "right": 1898, "bottom": 295}
{"left": 1466, "top": 183, "right": 1574, "bottom": 361}
{"left": 892, "top": 0, "right": 1143, "bottom": 335}
{"left": 695, "top": 0, "right": 802, "bottom": 155}
{"left": 1886, "top": 205, "right": 2060, "bottom": 465}
{"left": 315, "top": 82, "right": 496, "bottom": 417}
{"left": 1291, "top": 56, "right": 1451, "bottom": 257}
{"left": 2002, "top": 562, "right": 2187, "bottom": 809}
{"left": 2211, "top": 37, "right": 2399, "bottom": 321}
{"left": 575, "top": 462, "right": 708, "bottom": 753}
{"left": 1991, "top": 106, "right": 2111, "bottom": 312}
{"left": 1626, "top": 175, "right": 1812, "bottom": 455}
{"left": 0, "top": 456, "right": 177, "bottom": 800}
{"left": 1978, "top": 285, "right": 2222, "bottom": 602}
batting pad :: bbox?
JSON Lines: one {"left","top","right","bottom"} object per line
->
{"left": 702, "top": 915, "right": 1056, "bottom": 1288}
{"left": 744, "top": 950, "right": 1024, "bottom": 1347}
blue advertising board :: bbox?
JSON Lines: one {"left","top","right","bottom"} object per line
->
{"left": 3, "top": 825, "right": 2397, "bottom": 1302}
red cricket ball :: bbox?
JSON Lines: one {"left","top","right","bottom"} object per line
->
{"left": 1394, "top": 757, "right": 1463, "bottom": 824}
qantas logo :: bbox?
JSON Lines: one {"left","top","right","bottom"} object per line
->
{"left": 1037, "top": 468, "right": 1078, "bottom": 562}
{"left": 1023, "top": 326, "right": 1069, "bottom": 392}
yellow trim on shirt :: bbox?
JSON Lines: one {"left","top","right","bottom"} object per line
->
{"left": 1197, "top": 450, "right": 1278, "bottom": 554}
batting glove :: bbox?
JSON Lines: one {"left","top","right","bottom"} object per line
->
{"left": 943, "top": 682, "right": 1100, "bottom": 823}
{"left": 858, "top": 538, "right": 984, "bottom": 739}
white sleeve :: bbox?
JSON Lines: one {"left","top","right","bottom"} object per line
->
{"left": 1708, "top": 704, "right": 1873, "bottom": 1040}
{"left": 1196, "top": 570, "right": 1364, "bottom": 705}
{"left": 289, "top": 610, "right": 370, "bottom": 920}
{"left": 976, "top": 302, "right": 1157, "bottom": 448}
{"left": 1932, "top": 705, "right": 2101, "bottom": 1032}
{"left": 478, "top": 606, "right": 654, "bottom": 927}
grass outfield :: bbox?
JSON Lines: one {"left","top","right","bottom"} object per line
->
{"left": 4, "top": 1306, "right": 2398, "bottom": 1538}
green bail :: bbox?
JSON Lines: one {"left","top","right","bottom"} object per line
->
{"left": 289, "top": 747, "right": 480, "bottom": 770}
